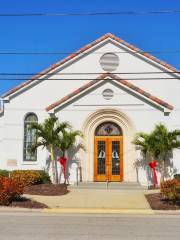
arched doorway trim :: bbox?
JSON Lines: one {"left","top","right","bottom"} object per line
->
{"left": 81, "top": 109, "right": 137, "bottom": 182}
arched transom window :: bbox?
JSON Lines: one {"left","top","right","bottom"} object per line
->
{"left": 23, "top": 113, "right": 38, "bottom": 161}
{"left": 95, "top": 122, "right": 122, "bottom": 136}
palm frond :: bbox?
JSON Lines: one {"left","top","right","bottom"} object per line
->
{"left": 54, "top": 121, "right": 71, "bottom": 136}
{"left": 57, "top": 129, "right": 83, "bottom": 152}
{"left": 30, "top": 141, "right": 46, "bottom": 153}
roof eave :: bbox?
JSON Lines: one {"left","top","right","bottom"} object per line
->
{"left": 46, "top": 73, "right": 174, "bottom": 112}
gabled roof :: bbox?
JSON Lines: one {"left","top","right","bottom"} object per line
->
{"left": 2, "top": 33, "right": 179, "bottom": 98}
{"left": 46, "top": 73, "right": 174, "bottom": 112}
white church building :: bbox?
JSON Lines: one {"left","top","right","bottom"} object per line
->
{"left": 0, "top": 33, "right": 180, "bottom": 185}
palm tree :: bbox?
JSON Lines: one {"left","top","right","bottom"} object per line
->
{"left": 133, "top": 123, "right": 180, "bottom": 182}
{"left": 29, "top": 116, "right": 70, "bottom": 184}
{"left": 57, "top": 129, "right": 82, "bottom": 183}
{"left": 59, "top": 130, "right": 82, "bottom": 156}
{"left": 133, "top": 132, "right": 157, "bottom": 162}
{"left": 151, "top": 123, "right": 180, "bottom": 181}
{"left": 133, "top": 132, "right": 159, "bottom": 186}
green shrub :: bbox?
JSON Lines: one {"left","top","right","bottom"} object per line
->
{"left": 10, "top": 170, "right": 51, "bottom": 187}
{"left": 0, "top": 176, "right": 23, "bottom": 205}
{"left": 0, "top": 170, "right": 10, "bottom": 177}
{"left": 161, "top": 179, "right": 180, "bottom": 201}
{"left": 174, "top": 174, "right": 180, "bottom": 179}
{"left": 38, "top": 170, "right": 51, "bottom": 184}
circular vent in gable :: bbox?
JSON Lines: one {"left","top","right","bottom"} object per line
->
{"left": 100, "top": 53, "right": 119, "bottom": 72}
{"left": 102, "top": 89, "right": 114, "bottom": 100}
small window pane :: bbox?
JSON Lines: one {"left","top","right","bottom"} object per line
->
{"left": 112, "top": 141, "right": 120, "bottom": 175}
{"left": 25, "top": 115, "right": 37, "bottom": 122}
{"left": 97, "top": 141, "right": 106, "bottom": 174}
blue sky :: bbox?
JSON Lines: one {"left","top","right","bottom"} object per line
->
{"left": 0, "top": 0, "right": 180, "bottom": 95}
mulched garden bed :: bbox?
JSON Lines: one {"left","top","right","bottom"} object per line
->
{"left": 9, "top": 197, "right": 48, "bottom": 209}
{"left": 24, "top": 183, "right": 68, "bottom": 196}
{"left": 145, "top": 193, "right": 180, "bottom": 210}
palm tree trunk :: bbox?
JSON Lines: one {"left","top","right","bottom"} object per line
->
{"left": 50, "top": 145, "right": 56, "bottom": 184}
{"left": 54, "top": 155, "right": 59, "bottom": 184}
{"left": 160, "top": 159, "right": 165, "bottom": 182}
{"left": 63, "top": 150, "right": 66, "bottom": 184}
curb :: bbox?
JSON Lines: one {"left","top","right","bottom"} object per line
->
{"left": 0, "top": 207, "right": 43, "bottom": 213}
{"left": 42, "top": 208, "right": 155, "bottom": 215}
{"left": 0, "top": 207, "right": 180, "bottom": 215}
{"left": 154, "top": 210, "right": 180, "bottom": 215}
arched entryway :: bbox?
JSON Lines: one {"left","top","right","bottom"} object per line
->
{"left": 82, "top": 109, "right": 136, "bottom": 183}
{"left": 94, "top": 122, "right": 123, "bottom": 182}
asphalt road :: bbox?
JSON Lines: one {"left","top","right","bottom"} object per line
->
{"left": 0, "top": 212, "right": 180, "bottom": 240}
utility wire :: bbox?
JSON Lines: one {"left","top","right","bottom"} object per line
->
{"left": 0, "top": 72, "right": 179, "bottom": 75}
{"left": 0, "top": 50, "right": 180, "bottom": 55}
{"left": 2, "top": 108, "right": 180, "bottom": 112}
{"left": 0, "top": 10, "right": 180, "bottom": 17}
{"left": 0, "top": 77, "right": 180, "bottom": 81}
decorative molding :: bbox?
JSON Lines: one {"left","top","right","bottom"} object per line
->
{"left": 81, "top": 108, "right": 137, "bottom": 182}
{"left": 46, "top": 73, "right": 174, "bottom": 112}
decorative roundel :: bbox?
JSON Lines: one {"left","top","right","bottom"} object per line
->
{"left": 99, "top": 52, "right": 119, "bottom": 71}
{"left": 102, "top": 89, "right": 114, "bottom": 100}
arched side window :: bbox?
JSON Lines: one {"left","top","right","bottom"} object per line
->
{"left": 23, "top": 113, "right": 38, "bottom": 161}
{"left": 95, "top": 122, "right": 122, "bottom": 136}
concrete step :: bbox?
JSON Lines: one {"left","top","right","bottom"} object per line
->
{"left": 69, "top": 182, "right": 147, "bottom": 190}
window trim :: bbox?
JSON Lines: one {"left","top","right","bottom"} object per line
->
{"left": 23, "top": 113, "right": 38, "bottom": 162}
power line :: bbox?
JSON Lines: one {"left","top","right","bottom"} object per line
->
{"left": 0, "top": 50, "right": 180, "bottom": 55}
{"left": 0, "top": 77, "right": 180, "bottom": 81}
{"left": 0, "top": 10, "right": 180, "bottom": 17}
{"left": 0, "top": 71, "right": 179, "bottom": 75}
{"left": 2, "top": 108, "right": 180, "bottom": 112}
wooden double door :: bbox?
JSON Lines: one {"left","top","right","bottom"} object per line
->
{"left": 94, "top": 136, "right": 123, "bottom": 182}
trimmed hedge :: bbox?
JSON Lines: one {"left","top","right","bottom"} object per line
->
{"left": 0, "top": 170, "right": 51, "bottom": 187}
{"left": 0, "top": 170, "right": 10, "bottom": 177}
{"left": 11, "top": 170, "right": 42, "bottom": 187}
{"left": 0, "top": 176, "right": 23, "bottom": 205}
{"left": 10, "top": 170, "right": 51, "bottom": 187}
{"left": 161, "top": 179, "right": 180, "bottom": 201}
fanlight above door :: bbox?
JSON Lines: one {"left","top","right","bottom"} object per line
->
{"left": 95, "top": 122, "right": 122, "bottom": 136}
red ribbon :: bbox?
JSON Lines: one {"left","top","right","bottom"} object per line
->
{"left": 148, "top": 160, "right": 158, "bottom": 186}
{"left": 58, "top": 157, "right": 67, "bottom": 178}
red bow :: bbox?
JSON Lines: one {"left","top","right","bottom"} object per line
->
{"left": 148, "top": 160, "right": 158, "bottom": 186}
{"left": 58, "top": 157, "right": 67, "bottom": 178}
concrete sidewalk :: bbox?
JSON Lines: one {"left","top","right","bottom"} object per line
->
{"left": 24, "top": 188, "right": 151, "bottom": 210}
